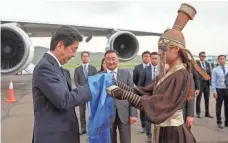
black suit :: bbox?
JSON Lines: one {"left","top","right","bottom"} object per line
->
{"left": 139, "top": 65, "right": 156, "bottom": 87}
{"left": 132, "top": 63, "right": 145, "bottom": 129}
{"left": 133, "top": 63, "right": 144, "bottom": 86}
{"left": 32, "top": 53, "right": 92, "bottom": 143}
{"left": 139, "top": 65, "right": 158, "bottom": 140}
{"left": 196, "top": 60, "right": 212, "bottom": 116}
{"left": 183, "top": 67, "right": 199, "bottom": 127}
{"left": 193, "top": 67, "right": 200, "bottom": 91}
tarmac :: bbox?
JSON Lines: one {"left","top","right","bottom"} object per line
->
{"left": 1, "top": 69, "right": 228, "bottom": 143}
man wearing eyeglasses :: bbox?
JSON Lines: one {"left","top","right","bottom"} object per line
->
{"left": 196, "top": 51, "right": 213, "bottom": 118}
{"left": 103, "top": 49, "right": 137, "bottom": 143}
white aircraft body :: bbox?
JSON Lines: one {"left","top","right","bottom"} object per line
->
{"left": 1, "top": 19, "right": 162, "bottom": 75}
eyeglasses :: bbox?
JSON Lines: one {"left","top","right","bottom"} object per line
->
{"left": 105, "top": 58, "right": 118, "bottom": 63}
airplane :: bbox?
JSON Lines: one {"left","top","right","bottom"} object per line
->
{"left": 1, "top": 19, "right": 162, "bottom": 75}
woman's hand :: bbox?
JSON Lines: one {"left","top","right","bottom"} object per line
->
{"left": 106, "top": 85, "right": 124, "bottom": 100}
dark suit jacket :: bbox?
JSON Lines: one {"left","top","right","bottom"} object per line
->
{"left": 139, "top": 65, "right": 155, "bottom": 87}
{"left": 192, "top": 67, "right": 200, "bottom": 90}
{"left": 183, "top": 71, "right": 196, "bottom": 119}
{"left": 32, "top": 53, "right": 92, "bottom": 143}
{"left": 74, "top": 64, "right": 97, "bottom": 87}
{"left": 133, "top": 64, "right": 143, "bottom": 85}
{"left": 196, "top": 60, "right": 211, "bottom": 85}
{"left": 103, "top": 69, "right": 137, "bottom": 124}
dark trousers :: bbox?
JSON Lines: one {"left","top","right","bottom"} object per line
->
{"left": 79, "top": 104, "right": 86, "bottom": 131}
{"left": 111, "top": 111, "right": 131, "bottom": 143}
{"left": 140, "top": 110, "right": 146, "bottom": 128}
{"left": 196, "top": 81, "right": 210, "bottom": 115}
{"left": 145, "top": 115, "right": 152, "bottom": 138}
{"left": 216, "top": 89, "right": 228, "bottom": 125}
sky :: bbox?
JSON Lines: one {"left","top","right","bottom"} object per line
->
{"left": 1, "top": 0, "right": 228, "bottom": 56}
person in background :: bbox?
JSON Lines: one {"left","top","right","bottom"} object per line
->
{"left": 73, "top": 51, "right": 97, "bottom": 135}
{"left": 212, "top": 55, "right": 228, "bottom": 129}
{"left": 196, "top": 51, "right": 213, "bottom": 118}
{"left": 98, "top": 58, "right": 107, "bottom": 73}
{"left": 132, "top": 51, "right": 151, "bottom": 133}
{"left": 138, "top": 51, "right": 159, "bottom": 143}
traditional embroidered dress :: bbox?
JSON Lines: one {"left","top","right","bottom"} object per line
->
{"left": 107, "top": 64, "right": 196, "bottom": 143}
{"left": 107, "top": 3, "right": 210, "bottom": 143}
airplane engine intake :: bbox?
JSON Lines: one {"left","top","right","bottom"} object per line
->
{"left": 1, "top": 24, "right": 34, "bottom": 74}
{"left": 106, "top": 31, "right": 139, "bottom": 62}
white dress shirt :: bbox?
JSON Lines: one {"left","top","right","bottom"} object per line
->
{"left": 47, "top": 51, "right": 61, "bottom": 67}
{"left": 107, "top": 68, "right": 118, "bottom": 79}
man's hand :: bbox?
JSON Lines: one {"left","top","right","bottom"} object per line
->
{"left": 185, "top": 116, "right": 193, "bottom": 127}
{"left": 130, "top": 117, "right": 137, "bottom": 125}
{"left": 195, "top": 90, "right": 200, "bottom": 96}
{"left": 213, "top": 93, "right": 218, "bottom": 99}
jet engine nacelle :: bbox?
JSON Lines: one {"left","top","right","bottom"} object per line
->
{"left": 105, "top": 31, "right": 139, "bottom": 62}
{"left": 1, "top": 23, "right": 34, "bottom": 74}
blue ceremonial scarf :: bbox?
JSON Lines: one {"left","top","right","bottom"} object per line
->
{"left": 87, "top": 73, "right": 114, "bottom": 143}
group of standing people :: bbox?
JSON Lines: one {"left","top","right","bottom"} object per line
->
{"left": 193, "top": 51, "right": 228, "bottom": 129}
{"left": 31, "top": 3, "right": 227, "bottom": 143}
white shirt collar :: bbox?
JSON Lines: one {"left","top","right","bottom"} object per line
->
{"left": 82, "top": 63, "right": 89, "bottom": 67}
{"left": 219, "top": 65, "right": 227, "bottom": 68}
{"left": 107, "top": 68, "right": 118, "bottom": 73}
{"left": 47, "top": 51, "right": 61, "bottom": 67}
{"left": 200, "top": 61, "right": 205, "bottom": 64}
{"left": 151, "top": 64, "right": 157, "bottom": 68}
{"left": 143, "top": 63, "right": 150, "bottom": 68}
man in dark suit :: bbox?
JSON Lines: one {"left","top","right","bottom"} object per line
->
{"left": 32, "top": 26, "right": 92, "bottom": 143}
{"left": 183, "top": 66, "right": 200, "bottom": 129}
{"left": 196, "top": 51, "right": 213, "bottom": 118}
{"left": 74, "top": 51, "right": 97, "bottom": 135}
{"left": 132, "top": 51, "right": 151, "bottom": 133}
{"left": 138, "top": 52, "right": 159, "bottom": 143}
{"left": 104, "top": 50, "right": 137, "bottom": 143}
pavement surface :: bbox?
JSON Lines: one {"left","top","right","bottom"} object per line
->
{"left": 1, "top": 69, "right": 228, "bottom": 143}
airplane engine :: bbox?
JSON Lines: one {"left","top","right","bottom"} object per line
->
{"left": 1, "top": 24, "right": 34, "bottom": 74}
{"left": 105, "top": 31, "right": 139, "bottom": 62}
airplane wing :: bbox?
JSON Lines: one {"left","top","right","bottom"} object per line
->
{"left": 1, "top": 19, "right": 162, "bottom": 37}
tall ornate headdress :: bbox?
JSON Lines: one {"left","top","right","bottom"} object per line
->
{"left": 158, "top": 3, "right": 210, "bottom": 80}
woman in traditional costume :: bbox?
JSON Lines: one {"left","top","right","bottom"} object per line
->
{"left": 106, "top": 3, "right": 210, "bottom": 143}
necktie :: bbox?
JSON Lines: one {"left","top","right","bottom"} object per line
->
{"left": 222, "top": 66, "right": 226, "bottom": 74}
{"left": 111, "top": 71, "right": 116, "bottom": 80}
{"left": 152, "top": 67, "right": 156, "bottom": 80}
{"left": 84, "top": 65, "right": 88, "bottom": 78}
{"left": 60, "top": 67, "right": 65, "bottom": 76}
{"left": 202, "top": 62, "right": 206, "bottom": 71}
